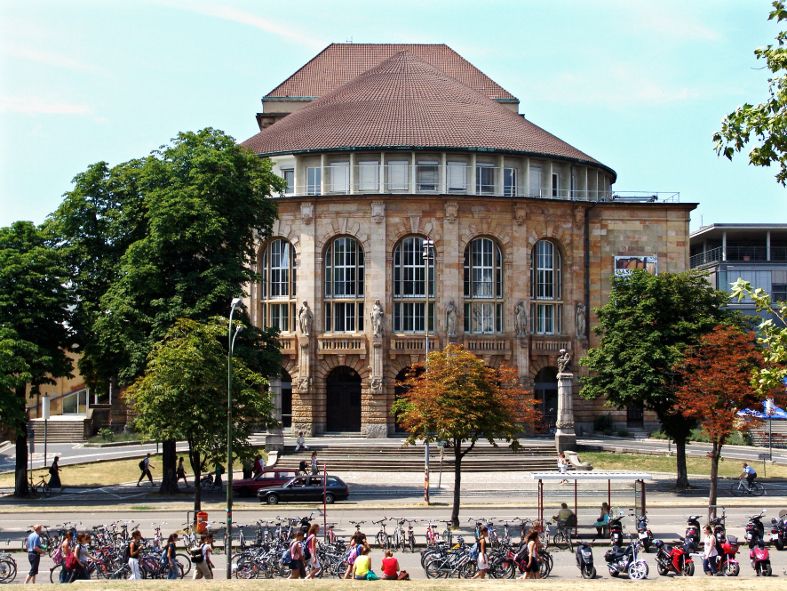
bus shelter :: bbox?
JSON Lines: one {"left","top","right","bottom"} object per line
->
{"left": 529, "top": 471, "right": 651, "bottom": 534}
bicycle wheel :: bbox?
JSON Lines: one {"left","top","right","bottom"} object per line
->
{"left": 459, "top": 559, "right": 477, "bottom": 578}
{"left": 176, "top": 553, "right": 191, "bottom": 576}
{"left": 729, "top": 481, "right": 744, "bottom": 497}
{"left": 424, "top": 557, "right": 445, "bottom": 579}
{"left": 49, "top": 565, "right": 63, "bottom": 584}
{"left": 749, "top": 482, "right": 765, "bottom": 497}
{"left": 408, "top": 535, "right": 415, "bottom": 553}
{"left": 0, "top": 559, "right": 17, "bottom": 583}
{"left": 376, "top": 532, "right": 387, "bottom": 548}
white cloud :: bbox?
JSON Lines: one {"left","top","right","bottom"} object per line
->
{"left": 617, "top": 1, "right": 721, "bottom": 42}
{"left": 160, "top": 0, "right": 325, "bottom": 50}
{"left": 0, "top": 96, "right": 92, "bottom": 116}
{"left": 3, "top": 43, "right": 98, "bottom": 72}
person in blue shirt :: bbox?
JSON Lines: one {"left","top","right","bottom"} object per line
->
{"left": 24, "top": 524, "right": 46, "bottom": 584}
{"left": 741, "top": 463, "right": 757, "bottom": 489}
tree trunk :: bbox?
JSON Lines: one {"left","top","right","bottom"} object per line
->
{"left": 189, "top": 448, "right": 202, "bottom": 513}
{"left": 14, "top": 393, "right": 29, "bottom": 498}
{"left": 708, "top": 440, "right": 721, "bottom": 521}
{"left": 159, "top": 439, "right": 178, "bottom": 495}
{"left": 451, "top": 442, "right": 462, "bottom": 528}
{"left": 674, "top": 435, "right": 690, "bottom": 490}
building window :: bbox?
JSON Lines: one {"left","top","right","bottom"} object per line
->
{"left": 529, "top": 165, "right": 542, "bottom": 197}
{"left": 447, "top": 162, "right": 468, "bottom": 193}
{"left": 62, "top": 388, "right": 89, "bottom": 414}
{"left": 464, "top": 237, "right": 503, "bottom": 334}
{"left": 328, "top": 161, "right": 349, "bottom": 193}
{"left": 260, "top": 238, "right": 297, "bottom": 331}
{"left": 416, "top": 160, "right": 438, "bottom": 192}
{"left": 357, "top": 161, "right": 379, "bottom": 192}
{"left": 324, "top": 236, "right": 365, "bottom": 332}
{"left": 393, "top": 236, "right": 435, "bottom": 333}
{"left": 387, "top": 160, "right": 409, "bottom": 192}
{"left": 504, "top": 167, "right": 517, "bottom": 197}
{"left": 476, "top": 163, "right": 495, "bottom": 195}
{"left": 307, "top": 167, "right": 321, "bottom": 196}
{"left": 530, "top": 239, "right": 562, "bottom": 335}
{"left": 282, "top": 169, "right": 294, "bottom": 195}
{"left": 552, "top": 172, "right": 560, "bottom": 198}
{"left": 773, "top": 270, "right": 787, "bottom": 303}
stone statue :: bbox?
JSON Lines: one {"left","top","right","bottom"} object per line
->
{"left": 514, "top": 301, "right": 528, "bottom": 337}
{"left": 557, "top": 348, "right": 571, "bottom": 374}
{"left": 371, "top": 299, "right": 384, "bottom": 337}
{"left": 576, "top": 302, "right": 587, "bottom": 340}
{"left": 370, "top": 377, "right": 383, "bottom": 394}
{"left": 298, "top": 300, "right": 313, "bottom": 335}
{"left": 445, "top": 300, "right": 457, "bottom": 338}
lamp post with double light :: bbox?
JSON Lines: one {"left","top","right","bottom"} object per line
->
{"left": 422, "top": 237, "right": 434, "bottom": 504}
{"left": 226, "top": 297, "right": 244, "bottom": 579}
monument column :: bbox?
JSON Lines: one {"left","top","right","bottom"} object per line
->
{"left": 555, "top": 348, "right": 576, "bottom": 452}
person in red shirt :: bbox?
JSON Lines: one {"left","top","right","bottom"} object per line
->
{"left": 381, "top": 549, "right": 409, "bottom": 580}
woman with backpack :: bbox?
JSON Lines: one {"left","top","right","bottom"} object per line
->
{"left": 192, "top": 534, "right": 214, "bottom": 579}
{"left": 519, "top": 529, "right": 541, "bottom": 579}
{"left": 72, "top": 532, "right": 95, "bottom": 581}
{"left": 304, "top": 524, "right": 321, "bottom": 579}
{"left": 287, "top": 531, "right": 305, "bottom": 579}
{"left": 128, "top": 530, "right": 143, "bottom": 580}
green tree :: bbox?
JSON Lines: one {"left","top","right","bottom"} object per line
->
{"left": 392, "top": 345, "right": 539, "bottom": 526}
{"left": 730, "top": 279, "right": 787, "bottom": 393}
{"left": 0, "top": 222, "right": 73, "bottom": 496}
{"left": 580, "top": 271, "right": 731, "bottom": 489}
{"left": 713, "top": 1, "right": 787, "bottom": 185}
{"left": 126, "top": 317, "right": 277, "bottom": 511}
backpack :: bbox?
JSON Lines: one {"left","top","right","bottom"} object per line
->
{"left": 280, "top": 548, "right": 292, "bottom": 566}
{"left": 138, "top": 459, "right": 146, "bottom": 470}
{"left": 52, "top": 545, "right": 63, "bottom": 566}
{"left": 190, "top": 545, "right": 204, "bottom": 564}
{"left": 469, "top": 541, "right": 480, "bottom": 560}
{"left": 302, "top": 536, "right": 312, "bottom": 561}
{"left": 65, "top": 548, "right": 79, "bottom": 570}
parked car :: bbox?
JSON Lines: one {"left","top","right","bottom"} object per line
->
{"left": 231, "top": 470, "right": 297, "bottom": 497}
{"left": 257, "top": 475, "right": 350, "bottom": 504}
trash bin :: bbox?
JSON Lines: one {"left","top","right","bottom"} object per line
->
{"left": 196, "top": 511, "right": 208, "bottom": 534}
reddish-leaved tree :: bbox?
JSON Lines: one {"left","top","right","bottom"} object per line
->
{"left": 673, "top": 324, "right": 763, "bottom": 517}
{"left": 392, "top": 344, "right": 540, "bottom": 526}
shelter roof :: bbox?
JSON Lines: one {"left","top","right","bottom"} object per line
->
{"left": 528, "top": 472, "right": 652, "bottom": 481}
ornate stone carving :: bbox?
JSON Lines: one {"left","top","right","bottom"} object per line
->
{"left": 300, "top": 202, "right": 314, "bottom": 225}
{"left": 371, "top": 299, "right": 384, "bottom": 337}
{"left": 296, "top": 376, "right": 310, "bottom": 393}
{"left": 514, "top": 301, "right": 528, "bottom": 337}
{"left": 370, "top": 376, "right": 383, "bottom": 394}
{"left": 576, "top": 303, "right": 587, "bottom": 342}
{"left": 445, "top": 300, "right": 457, "bottom": 338}
{"left": 445, "top": 201, "right": 458, "bottom": 224}
{"left": 298, "top": 301, "right": 313, "bottom": 335}
{"left": 371, "top": 201, "right": 385, "bottom": 223}
{"left": 514, "top": 204, "right": 527, "bottom": 226}
{"left": 557, "top": 348, "right": 571, "bottom": 374}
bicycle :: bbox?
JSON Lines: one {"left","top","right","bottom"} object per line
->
{"left": 29, "top": 477, "right": 52, "bottom": 498}
{"left": 372, "top": 518, "right": 391, "bottom": 549}
{"left": 391, "top": 519, "right": 406, "bottom": 551}
{"left": 404, "top": 519, "right": 417, "bottom": 553}
{"left": 0, "top": 546, "right": 17, "bottom": 584}
{"left": 550, "top": 520, "right": 574, "bottom": 552}
{"left": 730, "top": 478, "right": 765, "bottom": 497}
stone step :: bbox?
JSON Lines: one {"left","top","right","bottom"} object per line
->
{"left": 274, "top": 458, "right": 556, "bottom": 472}
{"left": 28, "top": 418, "right": 88, "bottom": 443}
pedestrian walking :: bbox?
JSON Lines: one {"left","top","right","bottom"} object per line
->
{"left": 213, "top": 462, "right": 224, "bottom": 488}
{"left": 24, "top": 524, "right": 46, "bottom": 584}
{"left": 288, "top": 531, "right": 305, "bottom": 579}
{"left": 557, "top": 451, "right": 569, "bottom": 485}
{"left": 128, "top": 530, "right": 143, "bottom": 580}
{"left": 343, "top": 532, "right": 366, "bottom": 579}
{"left": 58, "top": 530, "right": 73, "bottom": 583}
{"left": 193, "top": 534, "right": 214, "bottom": 579}
{"left": 136, "top": 453, "right": 154, "bottom": 486}
{"left": 310, "top": 450, "right": 319, "bottom": 475}
{"left": 48, "top": 456, "right": 62, "bottom": 489}
{"left": 252, "top": 454, "right": 264, "bottom": 477}
{"left": 72, "top": 533, "right": 93, "bottom": 581}
{"left": 702, "top": 525, "right": 719, "bottom": 575}
{"left": 295, "top": 431, "right": 309, "bottom": 452}
{"left": 242, "top": 458, "right": 253, "bottom": 480}
{"left": 298, "top": 459, "right": 308, "bottom": 475}
{"left": 304, "top": 524, "right": 321, "bottom": 578}
{"left": 519, "top": 529, "right": 541, "bottom": 579}
{"left": 472, "top": 526, "right": 489, "bottom": 579}
{"left": 165, "top": 533, "right": 179, "bottom": 580}
{"left": 176, "top": 457, "right": 188, "bottom": 487}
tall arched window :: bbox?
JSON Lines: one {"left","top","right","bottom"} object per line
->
{"left": 324, "top": 236, "right": 365, "bottom": 332}
{"left": 392, "top": 236, "right": 434, "bottom": 333}
{"left": 260, "top": 238, "right": 296, "bottom": 331}
{"left": 463, "top": 237, "right": 503, "bottom": 334}
{"left": 530, "top": 239, "right": 562, "bottom": 335}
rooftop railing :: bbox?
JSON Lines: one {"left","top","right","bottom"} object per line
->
{"left": 690, "top": 245, "right": 787, "bottom": 268}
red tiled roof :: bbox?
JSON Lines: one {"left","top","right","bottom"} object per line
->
{"left": 266, "top": 43, "right": 517, "bottom": 103}
{"left": 243, "top": 52, "right": 614, "bottom": 177}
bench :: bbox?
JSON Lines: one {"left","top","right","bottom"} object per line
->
{"left": 564, "top": 450, "right": 593, "bottom": 471}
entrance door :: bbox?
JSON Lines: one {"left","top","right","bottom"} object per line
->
{"left": 627, "top": 402, "right": 644, "bottom": 429}
{"left": 534, "top": 367, "right": 558, "bottom": 433}
{"left": 326, "top": 366, "right": 362, "bottom": 432}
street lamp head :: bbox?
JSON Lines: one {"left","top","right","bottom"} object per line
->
{"left": 231, "top": 297, "right": 244, "bottom": 310}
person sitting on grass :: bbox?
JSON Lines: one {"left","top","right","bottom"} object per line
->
{"left": 352, "top": 546, "right": 372, "bottom": 580}
{"left": 381, "top": 549, "right": 409, "bottom": 580}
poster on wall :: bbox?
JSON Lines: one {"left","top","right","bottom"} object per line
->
{"left": 614, "top": 255, "right": 658, "bottom": 276}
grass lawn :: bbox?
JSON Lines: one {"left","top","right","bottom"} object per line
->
{"left": 0, "top": 455, "right": 165, "bottom": 488}
{"left": 579, "top": 451, "right": 787, "bottom": 478}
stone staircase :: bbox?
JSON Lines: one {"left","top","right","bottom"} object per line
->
{"left": 28, "top": 416, "right": 89, "bottom": 443}
{"left": 272, "top": 442, "right": 557, "bottom": 472}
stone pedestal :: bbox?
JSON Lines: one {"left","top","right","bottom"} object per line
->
{"left": 555, "top": 371, "right": 576, "bottom": 452}
{"left": 263, "top": 428, "right": 284, "bottom": 452}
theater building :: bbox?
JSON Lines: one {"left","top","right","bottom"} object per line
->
{"left": 241, "top": 43, "right": 694, "bottom": 437}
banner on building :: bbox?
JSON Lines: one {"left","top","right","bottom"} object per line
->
{"left": 614, "top": 255, "right": 658, "bottom": 277}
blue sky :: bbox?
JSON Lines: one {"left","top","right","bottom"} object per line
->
{"left": 1, "top": 0, "right": 785, "bottom": 231}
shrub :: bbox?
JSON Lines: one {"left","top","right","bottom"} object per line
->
{"left": 593, "top": 414, "right": 615, "bottom": 435}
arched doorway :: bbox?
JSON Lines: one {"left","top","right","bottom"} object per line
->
{"left": 393, "top": 366, "right": 423, "bottom": 434}
{"left": 326, "top": 366, "right": 361, "bottom": 432}
{"left": 534, "top": 367, "right": 558, "bottom": 433}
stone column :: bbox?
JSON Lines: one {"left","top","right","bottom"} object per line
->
{"left": 555, "top": 372, "right": 576, "bottom": 452}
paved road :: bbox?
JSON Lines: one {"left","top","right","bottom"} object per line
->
{"left": 2, "top": 505, "right": 787, "bottom": 582}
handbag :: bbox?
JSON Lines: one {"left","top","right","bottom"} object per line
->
{"left": 65, "top": 550, "right": 79, "bottom": 570}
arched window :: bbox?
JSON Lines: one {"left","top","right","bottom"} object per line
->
{"left": 260, "top": 238, "right": 296, "bottom": 331}
{"left": 324, "top": 236, "right": 365, "bottom": 332}
{"left": 463, "top": 237, "right": 503, "bottom": 334}
{"left": 392, "top": 236, "right": 435, "bottom": 333}
{"left": 530, "top": 239, "right": 562, "bottom": 335}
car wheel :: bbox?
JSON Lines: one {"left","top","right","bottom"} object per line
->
{"left": 325, "top": 492, "right": 335, "bottom": 504}
{"left": 266, "top": 493, "right": 279, "bottom": 505}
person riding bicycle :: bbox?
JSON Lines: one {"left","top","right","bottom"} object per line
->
{"left": 741, "top": 463, "right": 757, "bottom": 489}
{"left": 553, "top": 502, "right": 576, "bottom": 531}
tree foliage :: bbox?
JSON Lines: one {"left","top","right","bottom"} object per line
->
{"left": 580, "top": 270, "right": 731, "bottom": 489}
{"left": 0, "top": 221, "right": 73, "bottom": 496}
{"left": 673, "top": 324, "right": 763, "bottom": 516}
{"left": 126, "top": 317, "right": 277, "bottom": 511}
{"left": 731, "top": 278, "right": 787, "bottom": 393}
{"left": 713, "top": 1, "right": 787, "bottom": 185}
{"left": 392, "top": 345, "right": 540, "bottom": 526}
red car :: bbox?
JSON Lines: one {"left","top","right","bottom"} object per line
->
{"left": 231, "top": 470, "right": 297, "bottom": 497}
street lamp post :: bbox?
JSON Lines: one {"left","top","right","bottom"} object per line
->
{"left": 226, "top": 297, "right": 244, "bottom": 579}
{"left": 422, "top": 237, "right": 434, "bottom": 505}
